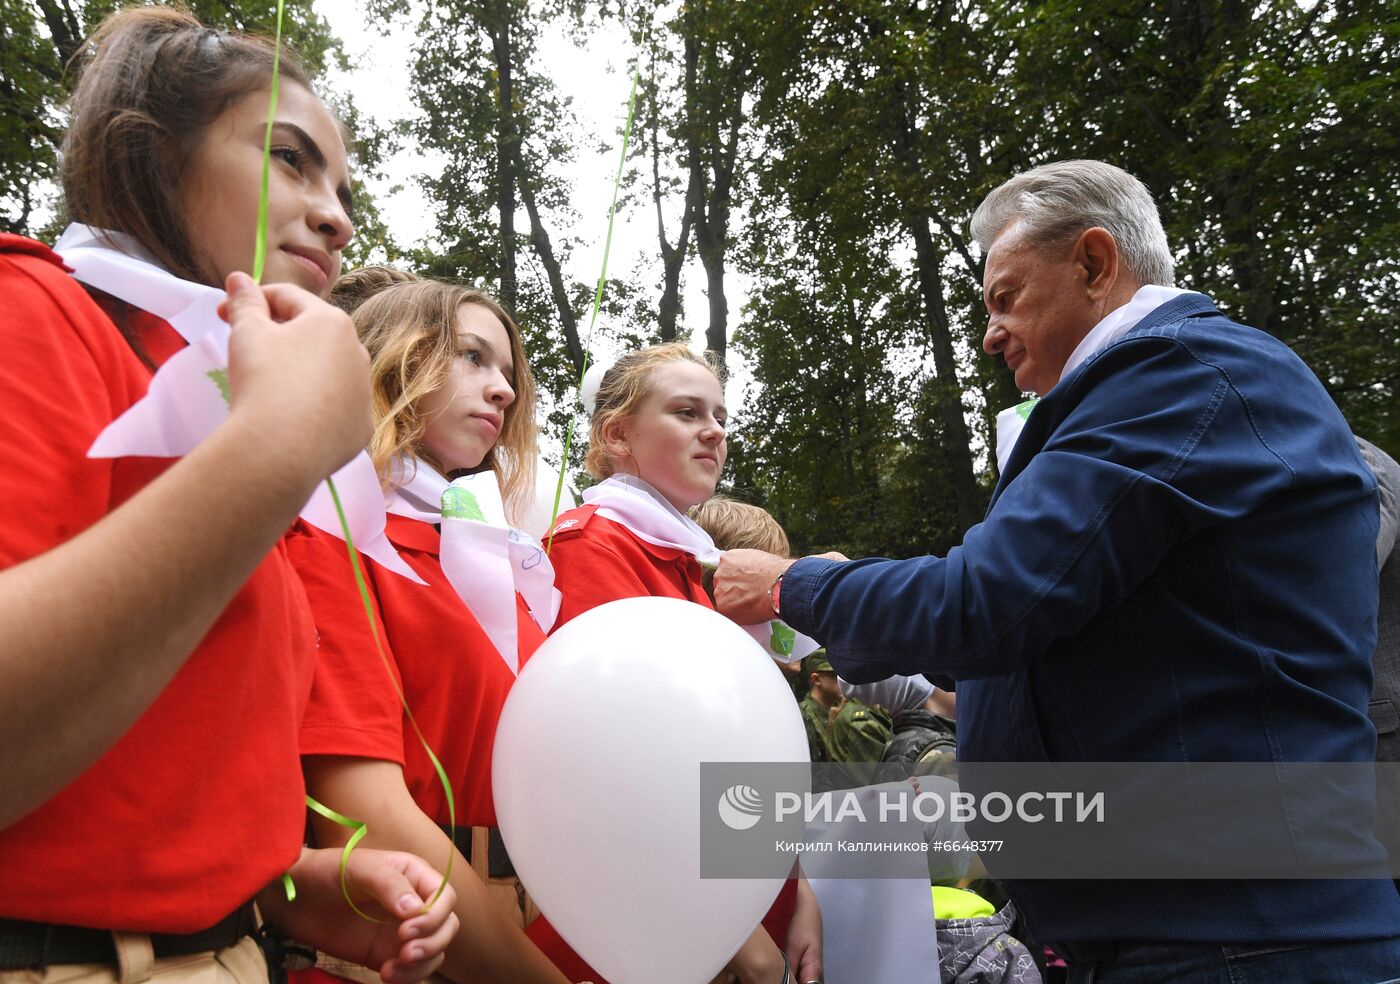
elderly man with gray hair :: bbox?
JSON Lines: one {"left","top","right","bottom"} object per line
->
{"left": 715, "top": 160, "right": 1400, "bottom": 981}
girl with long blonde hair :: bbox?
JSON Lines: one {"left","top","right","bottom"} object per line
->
{"left": 286, "top": 274, "right": 579, "bottom": 984}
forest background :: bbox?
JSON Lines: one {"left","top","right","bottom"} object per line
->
{"left": 5, "top": 0, "right": 1397, "bottom": 559}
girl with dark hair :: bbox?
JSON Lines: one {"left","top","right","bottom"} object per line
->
{"left": 0, "top": 8, "right": 457, "bottom": 984}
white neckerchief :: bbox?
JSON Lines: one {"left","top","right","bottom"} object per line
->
{"left": 994, "top": 284, "right": 1199, "bottom": 473}
{"left": 583, "top": 474, "right": 722, "bottom": 563}
{"left": 576, "top": 475, "right": 820, "bottom": 664}
{"left": 56, "top": 223, "right": 421, "bottom": 584}
{"left": 54, "top": 224, "right": 225, "bottom": 344}
{"left": 386, "top": 457, "right": 560, "bottom": 674}
{"left": 994, "top": 399, "right": 1041, "bottom": 475}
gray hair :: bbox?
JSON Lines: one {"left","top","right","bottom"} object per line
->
{"left": 970, "top": 160, "right": 1175, "bottom": 287}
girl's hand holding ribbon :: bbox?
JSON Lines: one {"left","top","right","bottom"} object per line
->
{"left": 219, "top": 270, "right": 372, "bottom": 486}
{"left": 258, "top": 846, "right": 461, "bottom": 984}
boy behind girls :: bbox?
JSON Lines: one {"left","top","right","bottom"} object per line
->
{"left": 689, "top": 497, "right": 805, "bottom": 700}
{"left": 688, "top": 495, "right": 790, "bottom": 555}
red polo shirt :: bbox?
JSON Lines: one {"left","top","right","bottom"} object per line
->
{"left": 0, "top": 234, "right": 317, "bottom": 931}
{"left": 548, "top": 506, "right": 712, "bottom": 627}
{"left": 288, "top": 514, "right": 543, "bottom": 826}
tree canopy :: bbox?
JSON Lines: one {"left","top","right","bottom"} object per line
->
{"left": 5, "top": 0, "right": 1396, "bottom": 556}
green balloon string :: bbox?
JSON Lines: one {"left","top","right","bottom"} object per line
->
{"left": 324, "top": 478, "right": 457, "bottom": 914}
{"left": 251, "top": 0, "right": 284, "bottom": 285}
{"left": 252, "top": 0, "right": 455, "bottom": 917}
{"left": 305, "top": 794, "right": 379, "bottom": 923}
{"left": 260, "top": 0, "right": 295, "bottom": 905}
{"left": 545, "top": 67, "right": 640, "bottom": 555}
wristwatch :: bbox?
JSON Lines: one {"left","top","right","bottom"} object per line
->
{"left": 768, "top": 569, "right": 786, "bottom": 618}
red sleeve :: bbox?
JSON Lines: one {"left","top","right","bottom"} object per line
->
{"left": 286, "top": 522, "right": 407, "bottom": 764}
{"left": 550, "top": 532, "right": 655, "bottom": 628}
{"left": 0, "top": 249, "right": 127, "bottom": 566}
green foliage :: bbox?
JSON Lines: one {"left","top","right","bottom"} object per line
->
{"left": 5, "top": 0, "right": 1396, "bottom": 541}
{"left": 388, "top": 0, "right": 649, "bottom": 462}
{"left": 0, "top": 0, "right": 65, "bottom": 232}
{"left": 723, "top": 0, "right": 1016, "bottom": 555}
{"left": 1, "top": 0, "right": 395, "bottom": 258}
{"left": 726, "top": 0, "right": 1400, "bottom": 559}
{"left": 1003, "top": 0, "right": 1400, "bottom": 456}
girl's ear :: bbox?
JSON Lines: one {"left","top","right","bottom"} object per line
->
{"left": 601, "top": 415, "right": 631, "bottom": 463}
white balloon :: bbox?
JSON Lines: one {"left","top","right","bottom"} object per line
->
{"left": 493, "top": 597, "right": 809, "bottom": 984}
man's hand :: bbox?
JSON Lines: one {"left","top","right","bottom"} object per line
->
{"left": 714, "top": 549, "right": 795, "bottom": 625}
{"left": 258, "top": 847, "right": 460, "bottom": 984}
{"left": 714, "top": 550, "right": 849, "bottom": 626}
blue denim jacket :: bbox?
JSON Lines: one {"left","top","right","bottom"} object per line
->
{"left": 782, "top": 294, "right": 1400, "bottom": 942}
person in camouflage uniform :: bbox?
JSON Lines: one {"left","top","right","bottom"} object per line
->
{"left": 798, "top": 651, "right": 891, "bottom": 764}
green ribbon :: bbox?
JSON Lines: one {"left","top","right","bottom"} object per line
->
{"left": 324, "top": 479, "right": 457, "bottom": 914}
{"left": 252, "top": 0, "right": 454, "bottom": 916}
{"left": 304, "top": 794, "right": 378, "bottom": 921}
{"left": 251, "top": 0, "right": 285, "bottom": 285}
{"left": 545, "top": 68, "right": 641, "bottom": 554}
{"left": 259, "top": 0, "right": 300, "bottom": 906}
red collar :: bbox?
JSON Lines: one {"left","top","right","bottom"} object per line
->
{"left": 385, "top": 513, "right": 440, "bottom": 555}
{"left": 0, "top": 233, "right": 71, "bottom": 271}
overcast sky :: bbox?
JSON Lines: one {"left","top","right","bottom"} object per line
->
{"left": 315, "top": 1, "right": 736, "bottom": 373}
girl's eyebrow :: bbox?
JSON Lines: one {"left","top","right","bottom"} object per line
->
{"left": 272, "top": 121, "right": 325, "bottom": 168}
{"left": 271, "top": 121, "right": 355, "bottom": 216}
{"left": 461, "top": 332, "right": 514, "bottom": 375}
{"left": 670, "top": 394, "right": 728, "bottom": 417}
{"left": 459, "top": 332, "right": 495, "bottom": 356}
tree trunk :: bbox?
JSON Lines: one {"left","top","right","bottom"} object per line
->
{"left": 891, "top": 97, "right": 982, "bottom": 533}
{"left": 907, "top": 214, "right": 984, "bottom": 532}
{"left": 488, "top": 9, "right": 518, "bottom": 312}
{"left": 512, "top": 142, "right": 585, "bottom": 374}
{"left": 34, "top": 0, "right": 82, "bottom": 68}
{"left": 683, "top": 12, "right": 747, "bottom": 368}
{"left": 847, "top": 294, "right": 881, "bottom": 532}
{"left": 649, "top": 75, "right": 696, "bottom": 342}
{"left": 696, "top": 217, "right": 728, "bottom": 360}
